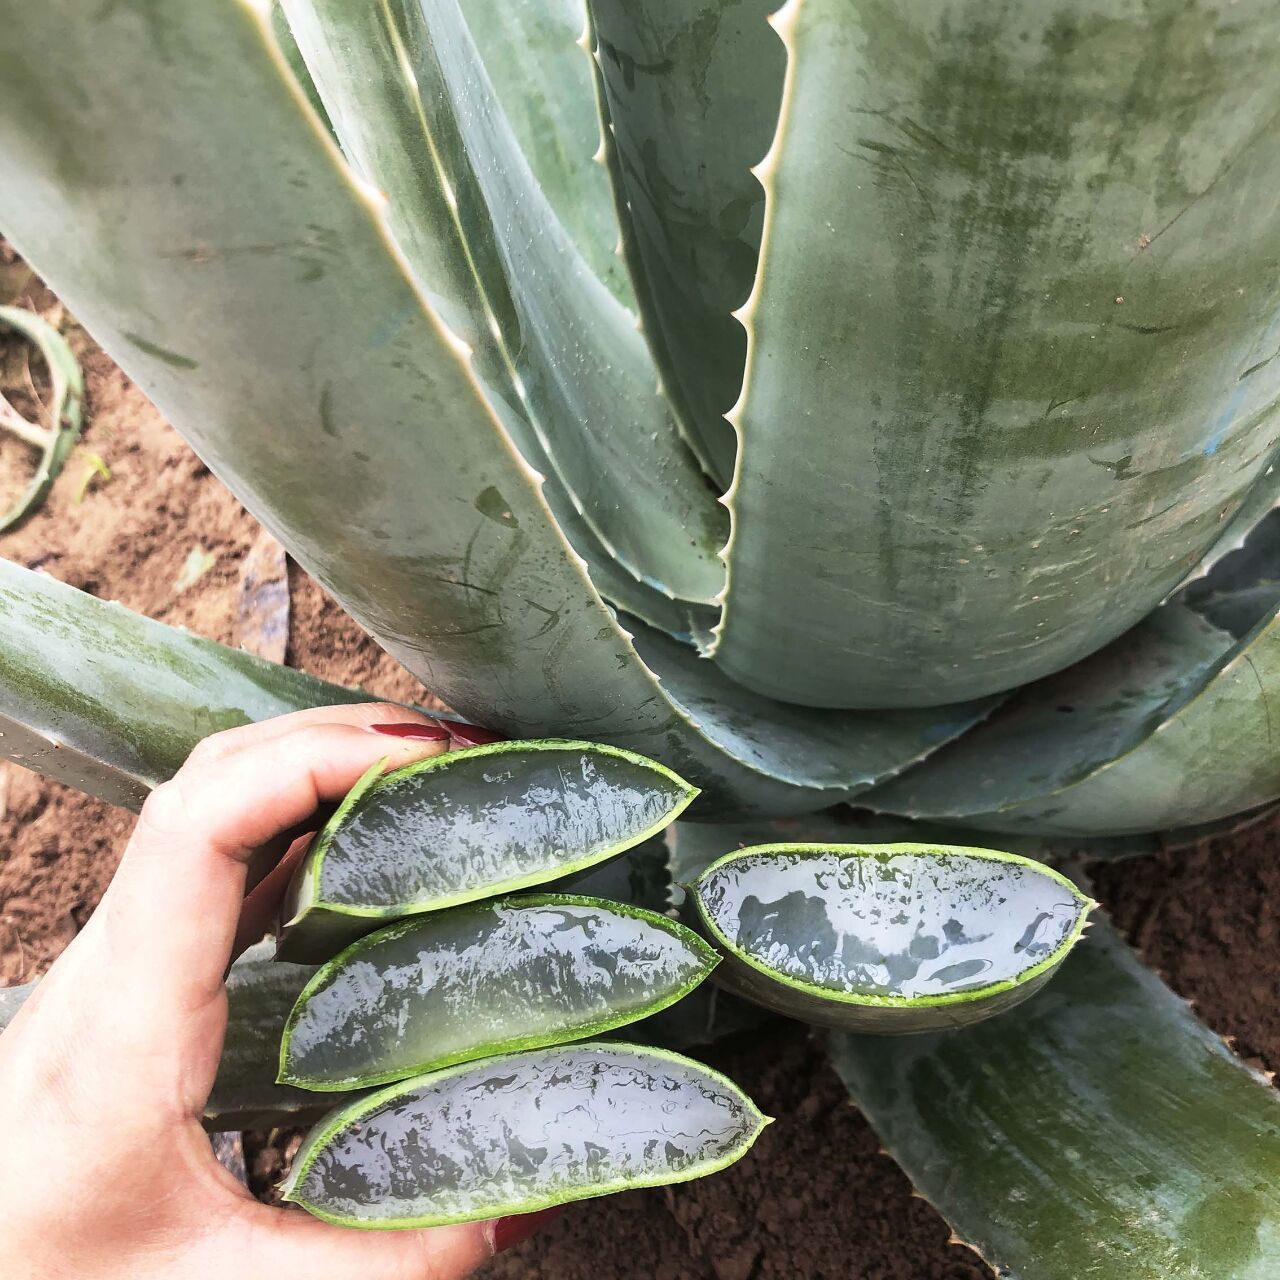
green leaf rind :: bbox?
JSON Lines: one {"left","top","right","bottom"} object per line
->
{"left": 278, "top": 892, "right": 719, "bottom": 1090}
{"left": 831, "top": 920, "right": 1280, "bottom": 1280}
{"left": 872, "top": 597, "right": 1280, "bottom": 836}
{"left": 281, "top": 1041, "right": 769, "bottom": 1228}
{"left": 690, "top": 843, "right": 1091, "bottom": 1031}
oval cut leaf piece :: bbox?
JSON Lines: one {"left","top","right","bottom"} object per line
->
{"left": 691, "top": 844, "right": 1091, "bottom": 1032}
{"left": 278, "top": 741, "right": 698, "bottom": 962}
{"left": 279, "top": 893, "right": 719, "bottom": 1090}
{"left": 281, "top": 1042, "right": 768, "bottom": 1227}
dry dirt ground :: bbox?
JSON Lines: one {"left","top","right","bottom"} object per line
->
{"left": 1, "top": 268, "right": 1278, "bottom": 1280}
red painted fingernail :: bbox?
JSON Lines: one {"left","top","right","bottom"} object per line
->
{"left": 447, "top": 721, "right": 505, "bottom": 746}
{"left": 370, "top": 721, "right": 451, "bottom": 741}
{"left": 493, "top": 1206, "right": 566, "bottom": 1253}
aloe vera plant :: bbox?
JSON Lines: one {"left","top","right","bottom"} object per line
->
{"left": 2, "top": 0, "right": 1280, "bottom": 1268}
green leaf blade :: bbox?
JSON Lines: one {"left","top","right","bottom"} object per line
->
{"left": 691, "top": 843, "right": 1089, "bottom": 1031}
{"left": 0, "top": 306, "right": 84, "bottom": 533}
{"left": 282, "top": 1042, "right": 768, "bottom": 1227}
{"left": 0, "top": 558, "right": 368, "bottom": 809}
{"left": 279, "top": 893, "right": 718, "bottom": 1090}
{"left": 712, "top": 0, "right": 1280, "bottom": 708}
{"left": 831, "top": 921, "right": 1280, "bottom": 1279}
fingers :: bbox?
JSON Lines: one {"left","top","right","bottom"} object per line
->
{"left": 185, "top": 701, "right": 447, "bottom": 764}
{"left": 109, "top": 718, "right": 450, "bottom": 1010}
{"left": 244, "top": 1205, "right": 496, "bottom": 1280}
{"left": 54, "top": 709, "right": 451, "bottom": 1117}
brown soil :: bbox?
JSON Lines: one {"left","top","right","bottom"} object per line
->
{"left": 2, "top": 264, "right": 1278, "bottom": 1279}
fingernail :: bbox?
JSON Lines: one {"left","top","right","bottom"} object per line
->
{"left": 370, "top": 721, "right": 451, "bottom": 741}
{"left": 447, "top": 720, "right": 505, "bottom": 746}
{"left": 492, "top": 1205, "right": 566, "bottom": 1253}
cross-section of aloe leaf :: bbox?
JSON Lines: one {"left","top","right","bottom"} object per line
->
{"left": 280, "top": 893, "right": 717, "bottom": 1090}
{"left": 832, "top": 920, "right": 1280, "bottom": 1279}
{"left": 281, "top": 1042, "right": 768, "bottom": 1227}
{"left": 691, "top": 844, "right": 1090, "bottom": 1032}
{"left": 277, "top": 741, "right": 698, "bottom": 962}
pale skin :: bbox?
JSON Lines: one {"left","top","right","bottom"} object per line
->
{"left": 0, "top": 704, "right": 546, "bottom": 1280}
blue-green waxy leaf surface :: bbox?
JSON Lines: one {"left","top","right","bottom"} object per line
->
{"left": 0, "top": 557, "right": 368, "bottom": 810}
{"left": 710, "top": 0, "right": 1280, "bottom": 709}
{"left": 872, "top": 511, "right": 1280, "bottom": 836}
{"left": 832, "top": 921, "right": 1280, "bottom": 1280}
{"left": 280, "top": 893, "right": 718, "bottom": 1090}
{"left": 278, "top": 740, "right": 698, "bottom": 961}
{"left": 691, "top": 844, "right": 1090, "bottom": 1031}
{"left": 282, "top": 1042, "right": 768, "bottom": 1227}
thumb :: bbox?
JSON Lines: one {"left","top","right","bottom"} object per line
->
{"left": 247, "top": 1204, "right": 496, "bottom": 1279}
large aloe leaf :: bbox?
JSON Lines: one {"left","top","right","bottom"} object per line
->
{"left": 462, "top": 0, "right": 635, "bottom": 311}
{"left": 589, "top": 0, "right": 784, "bottom": 485}
{"left": 281, "top": 0, "right": 726, "bottom": 605}
{"left": 831, "top": 921, "right": 1280, "bottom": 1279}
{"left": 282, "top": 1042, "right": 768, "bottom": 1227}
{"left": 870, "top": 530, "right": 1280, "bottom": 834}
{"left": 0, "top": 558, "right": 365, "bottom": 809}
{"left": 280, "top": 893, "right": 718, "bottom": 1089}
{"left": 690, "top": 843, "right": 1089, "bottom": 1031}
{"left": 0, "top": 0, "right": 990, "bottom": 819}
{"left": 709, "top": 0, "right": 1280, "bottom": 708}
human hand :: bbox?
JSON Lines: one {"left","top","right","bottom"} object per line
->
{"left": 0, "top": 704, "right": 541, "bottom": 1280}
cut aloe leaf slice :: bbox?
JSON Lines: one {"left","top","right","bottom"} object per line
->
{"left": 281, "top": 1042, "right": 768, "bottom": 1227}
{"left": 690, "top": 844, "right": 1091, "bottom": 1032}
{"left": 280, "top": 893, "right": 718, "bottom": 1090}
{"left": 277, "top": 741, "right": 698, "bottom": 962}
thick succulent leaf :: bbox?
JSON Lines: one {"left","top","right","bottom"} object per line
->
{"left": 831, "top": 920, "right": 1280, "bottom": 1279}
{"left": 629, "top": 618, "right": 999, "bottom": 799}
{"left": 711, "top": 0, "right": 1280, "bottom": 708}
{"left": 463, "top": 0, "right": 635, "bottom": 309}
{"left": 0, "top": 558, "right": 366, "bottom": 809}
{"left": 690, "top": 844, "right": 1089, "bottom": 1031}
{"left": 285, "top": 0, "right": 726, "bottom": 604}
{"left": 872, "top": 585, "right": 1280, "bottom": 835}
{"left": 280, "top": 893, "right": 718, "bottom": 1090}
{"left": 269, "top": 0, "right": 334, "bottom": 137}
{"left": 208, "top": 942, "right": 341, "bottom": 1130}
{"left": 278, "top": 741, "right": 697, "bottom": 961}
{"left": 1172, "top": 456, "right": 1280, "bottom": 595}
{"left": 0, "top": 307, "right": 84, "bottom": 533}
{"left": 0, "top": 943, "right": 334, "bottom": 1131}
{"left": 281, "top": 1042, "right": 768, "bottom": 1227}
{"left": 589, "top": 0, "right": 784, "bottom": 485}
{"left": 0, "top": 0, "right": 945, "bottom": 819}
